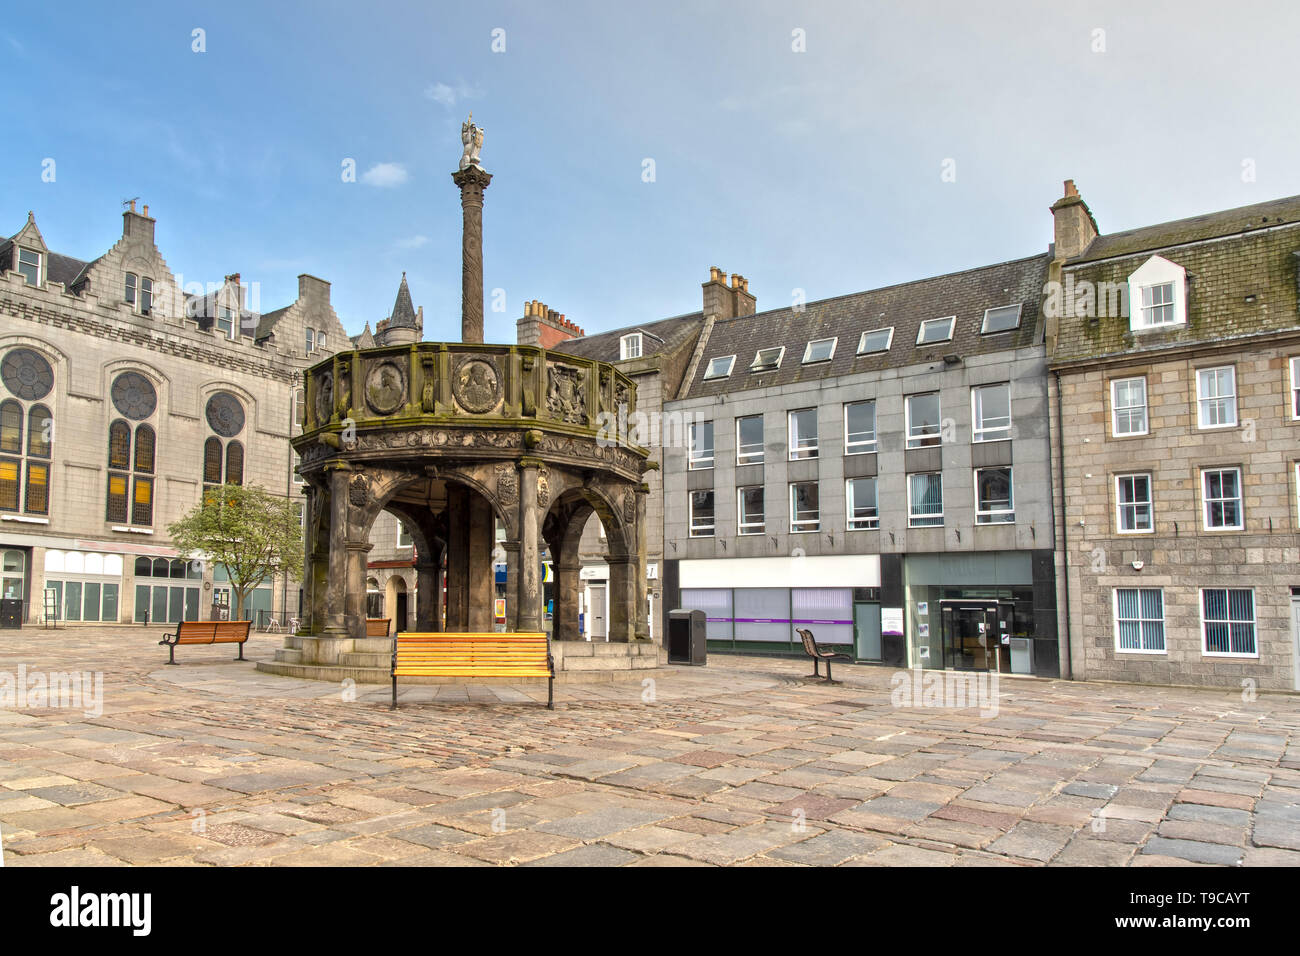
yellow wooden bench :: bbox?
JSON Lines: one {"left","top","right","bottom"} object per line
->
{"left": 391, "top": 632, "right": 554, "bottom": 709}
{"left": 159, "top": 620, "right": 252, "bottom": 665}
{"left": 366, "top": 618, "right": 391, "bottom": 637}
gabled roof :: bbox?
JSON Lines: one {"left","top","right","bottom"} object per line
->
{"left": 255, "top": 305, "right": 291, "bottom": 343}
{"left": 552, "top": 312, "right": 705, "bottom": 363}
{"left": 683, "top": 254, "right": 1049, "bottom": 398}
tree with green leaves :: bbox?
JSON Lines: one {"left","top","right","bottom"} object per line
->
{"left": 168, "top": 483, "right": 303, "bottom": 623}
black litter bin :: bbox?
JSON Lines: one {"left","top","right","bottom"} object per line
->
{"left": 0, "top": 598, "right": 22, "bottom": 629}
{"left": 667, "top": 608, "right": 707, "bottom": 665}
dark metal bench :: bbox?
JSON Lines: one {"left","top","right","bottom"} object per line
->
{"left": 796, "top": 627, "right": 852, "bottom": 683}
{"left": 159, "top": 620, "right": 252, "bottom": 664}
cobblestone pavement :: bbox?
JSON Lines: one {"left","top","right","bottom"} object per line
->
{"left": 0, "top": 627, "right": 1298, "bottom": 867}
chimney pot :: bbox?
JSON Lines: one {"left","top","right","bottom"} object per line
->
{"left": 142, "top": 204, "right": 149, "bottom": 217}
{"left": 1064, "top": 179, "right": 1077, "bottom": 197}
{"left": 129, "top": 200, "right": 136, "bottom": 213}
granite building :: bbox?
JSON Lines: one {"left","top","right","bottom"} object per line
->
{"left": 1047, "top": 182, "right": 1300, "bottom": 691}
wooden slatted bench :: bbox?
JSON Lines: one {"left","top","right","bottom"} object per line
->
{"left": 392, "top": 632, "right": 554, "bottom": 709}
{"left": 366, "top": 618, "right": 391, "bottom": 637}
{"left": 797, "top": 627, "right": 852, "bottom": 683}
{"left": 159, "top": 620, "right": 252, "bottom": 665}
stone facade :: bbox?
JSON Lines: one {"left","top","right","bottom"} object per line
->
{"left": 0, "top": 204, "right": 346, "bottom": 626}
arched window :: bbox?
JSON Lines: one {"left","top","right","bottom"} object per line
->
{"left": 105, "top": 372, "right": 159, "bottom": 526}
{"left": 0, "top": 349, "right": 54, "bottom": 516}
{"left": 203, "top": 392, "right": 246, "bottom": 499}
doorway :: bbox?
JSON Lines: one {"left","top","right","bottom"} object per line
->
{"left": 854, "top": 602, "right": 881, "bottom": 661}
{"left": 939, "top": 600, "right": 1004, "bottom": 671}
{"left": 588, "top": 584, "right": 607, "bottom": 641}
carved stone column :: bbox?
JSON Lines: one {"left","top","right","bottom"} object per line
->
{"left": 503, "top": 540, "right": 520, "bottom": 631}
{"left": 415, "top": 545, "right": 442, "bottom": 632}
{"left": 445, "top": 485, "right": 470, "bottom": 631}
{"left": 323, "top": 467, "right": 350, "bottom": 635}
{"left": 467, "top": 493, "right": 495, "bottom": 631}
{"left": 451, "top": 166, "right": 492, "bottom": 344}
{"left": 344, "top": 541, "right": 372, "bottom": 640}
{"left": 552, "top": 559, "right": 581, "bottom": 641}
{"left": 635, "top": 482, "right": 650, "bottom": 642}
{"left": 607, "top": 555, "right": 636, "bottom": 643}
{"left": 517, "top": 459, "right": 543, "bottom": 631}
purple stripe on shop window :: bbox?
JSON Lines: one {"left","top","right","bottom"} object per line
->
{"left": 706, "top": 617, "right": 852, "bottom": 626}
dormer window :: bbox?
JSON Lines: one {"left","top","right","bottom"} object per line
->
{"left": 217, "top": 308, "right": 235, "bottom": 339}
{"left": 981, "top": 304, "right": 1022, "bottom": 334}
{"left": 17, "top": 249, "right": 41, "bottom": 286}
{"left": 139, "top": 277, "right": 153, "bottom": 316}
{"left": 802, "top": 338, "right": 837, "bottom": 364}
{"left": 857, "top": 327, "right": 893, "bottom": 354}
{"left": 917, "top": 316, "right": 955, "bottom": 345}
{"left": 1127, "top": 256, "right": 1186, "bottom": 330}
{"left": 620, "top": 333, "right": 643, "bottom": 360}
{"left": 750, "top": 346, "right": 784, "bottom": 372}
{"left": 704, "top": 355, "right": 735, "bottom": 380}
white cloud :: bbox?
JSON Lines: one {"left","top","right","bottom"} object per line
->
{"left": 394, "top": 235, "right": 429, "bottom": 250}
{"left": 361, "top": 163, "right": 409, "bottom": 188}
{"left": 424, "top": 80, "right": 481, "bottom": 109}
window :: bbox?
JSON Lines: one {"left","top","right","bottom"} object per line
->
{"left": 844, "top": 401, "right": 877, "bottom": 454}
{"left": 846, "top": 477, "right": 878, "bottom": 530}
{"left": 305, "top": 329, "right": 315, "bottom": 354}
{"left": 139, "top": 277, "right": 153, "bottom": 316}
{"left": 788, "top": 409, "right": 818, "bottom": 460}
{"left": 1127, "top": 256, "right": 1186, "bottom": 330}
{"left": 704, "top": 355, "right": 735, "bottom": 380}
{"left": 981, "top": 304, "right": 1022, "bottom": 334}
{"left": 750, "top": 347, "right": 784, "bottom": 372}
{"left": 217, "top": 308, "right": 235, "bottom": 339}
{"left": 908, "top": 472, "right": 943, "bottom": 527}
{"left": 107, "top": 418, "right": 155, "bottom": 526}
{"left": 1202, "top": 468, "right": 1243, "bottom": 530}
{"left": 0, "top": 349, "right": 54, "bottom": 518}
{"left": 975, "top": 467, "right": 1014, "bottom": 524}
{"left": 1202, "top": 589, "right": 1256, "bottom": 656}
{"left": 1291, "top": 357, "right": 1300, "bottom": 420}
{"left": 1116, "top": 474, "right": 1153, "bottom": 533}
{"left": 125, "top": 273, "right": 137, "bottom": 306}
{"left": 689, "top": 490, "right": 715, "bottom": 537}
{"left": 738, "top": 486, "right": 764, "bottom": 535}
{"left": 802, "top": 338, "right": 836, "bottom": 364}
{"left": 17, "top": 249, "right": 40, "bottom": 286}
{"left": 688, "top": 421, "right": 714, "bottom": 470}
{"left": 316, "top": 329, "right": 325, "bottom": 351}
{"left": 1111, "top": 377, "right": 1148, "bottom": 436}
{"left": 202, "top": 392, "right": 246, "bottom": 500}
{"left": 397, "top": 522, "right": 412, "bottom": 548}
{"left": 916, "top": 316, "right": 955, "bottom": 345}
{"left": 1115, "top": 588, "right": 1165, "bottom": 653}
{"left": 790, "top": 482, "right": 819, "bottom": 533}
{"left": 857, "top": 327, "right": 893, "bottom": 355}
{"left": 906, "top": 393, "right": 941, "bottom": 448}
{"left": 972, "top": 384, "right": 1011, "bottom": 442}
{"left": 620, "top": 333, "right": 643, "bottom": 360}
{"left": 1196, "top": 367, "right": 1237, "bottom": 428}
{"left": 736, "top": 415, "right": 764, "bottom": 465}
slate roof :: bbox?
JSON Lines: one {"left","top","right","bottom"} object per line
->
{"left": 683, "top": 254, "right": 1049, "bottom": 398}
{"left": 551, "top": 312, "right": 705, "bottom": 363}
{"left": 255, "top": 306, "right": 291, "bottom": 343}
{"left": 387, "top": 273, "right": 419, "bottom": 329}
{"left": 0, "top": 232, "right": 90, "bottom": 291}
{"left": 1071, "top": 194, "right": 1300, "bottom": 264}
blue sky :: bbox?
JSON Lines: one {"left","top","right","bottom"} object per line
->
{"left": 5, "top": 0, "right": 1300, "bottom": 341}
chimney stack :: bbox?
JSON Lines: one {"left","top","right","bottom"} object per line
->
{"left": 702, "top": 266, "right": 757, "bottom": 320}
{"left": 122, "top": 201, "right": 156, "bottom": 245}
{"left": 516, "top": 299, "right": 585, "bottom": 348}
{"left": 1050, "top": 179, "right": 1098, "bottom": 261}
{"left": 298, "top": 274, "right": 331, "bottom": 305}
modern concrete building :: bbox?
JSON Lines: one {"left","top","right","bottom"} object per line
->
{"left": 659, "top": 256, "right": 1062, "bottom": 677}
{"left": 0, "top": 203, "right": 346, "bottom": 627}
{"left": 1047, "top": 182, "right": 1300, "bottom": 691}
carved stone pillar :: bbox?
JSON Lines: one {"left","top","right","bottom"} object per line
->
{"left": 323, "top": 467, "right": 349, "bottom": 635}
{"left": 445, "top": 485, "right": 470, "bottom": 632}
{"left": 503, "top": 541, "right": 520, "bottom": 631}
{"left": 517, "top": 459, "right": 543, "bottom": 631}
{"left": 553, "top": 559, "right": 581, "bottom": 641}
{"left": 451, "top": 165, "right": 492, "bottom": 344}
{"left": 467, "top": 493, "right": 495, "bottom": 632}
{"left": 344, "top": 541, "right": 371, "bottom": 640}
{"left": 415, "top": 546, "right": 442, "bottom": 632}
{"left": 635, "top": 482, "right": 650, "bottom": 642}
{"left": 607, "top": 555, "right": 636, "bottom": 643}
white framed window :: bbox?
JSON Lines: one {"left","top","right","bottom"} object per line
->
{"left": 1196, "top": 366, "right": 1237, "bottom": 429}
{"left": 689, "top": 490, "right": 715, "bottom": 537}
{"left": 1127, "top": 255, "right": 1187, "bottom": 330}
{"left": 1116, "top": 474, "right": 1153, "bottom": 533}
{"left": 802, "top": 337, "right": 837, "bottom": 364}
{"left": 1201, "top": 588, "right": 1257, "bottom": 657}
{"left": 916, "top": 316, "right": 955, "bottom": 345}
{"left": 620, "top": 333, "right": 643, "bottom": 360}
{"left": 1115, "top": 588, "right": 1166, "bottom": 653}
{"left": 125, "top": 273, "right": 137, "bottom": 306}
{"left": 907, "top": 472, "right": 943, "bottom": 527}
{"left": 738, "top": 486, "right": 764, "bottom": 535}
{"left": 751, "top": 346, "right": 784, "bottom": 371}
{"left": 857, "top": 327, "right": 893, "bottom": 355}
{"left": 974, "top": 467, "right": 1014, "bottom": 524}
{"left": 397, "top": 522, "right": 412, "bottom": 548}
{"left": 17, "top": 249, "right": 41, "bottom": 286}
{"left": 981, "top": 304, "right": 1022, "bottom": 334}
{"left": 305, "top": 328, "right": 315, "bottom": 354}
{"left": 790, "top": 482, "right": 819, "bottom": 533}
{"left": 704, "top": 355, "right": 735, "bottom": 380}
{"left": 1111, "top": 377, "right": 1148, "bottom": 437}
{"left": 788, "top": 408, "right": 818, "bottom": 460}
{"left": 1202, "top": 467, "right": 1243, "bottom": 530}
{"left": 688, "top": 421, "right": 714, "bottom": 470}
{"left": 1295, "top": 462, "right": 1300, "bottom": 529}
{"left": 844, "top": 401, "right": 876, "bottom": 454}
{"left": 139, "top": 277, "right": 153, "bottom": 316}
{"left": 316, "top": 329, "right": 326, "bottom": 351}
{"left": 972, "top": 383, "right": 1011, "bottom": 442}
{"left": 736, "top": 415, "right": 764, "bottom": 465}
{"left": 905, "top": 393, "right": 941, "bottom": 448}
{"left": 217, "top": 308, "right": 235, "bottom": 339}
{"left": 1290, "top": 357, "right": 1300, "bottom": 421}
{"left": 846, "top": 477, "right": 878, "bottom": 530}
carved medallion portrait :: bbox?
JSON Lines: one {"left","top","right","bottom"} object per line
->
{"left": 315, "top": 371, "right": 334, "bottom": 423}
{"left": 453, "top": 358, "right": 501, "bottom": 414}
{"left": 365, "top": 361, "right": 407, "bottom": 415}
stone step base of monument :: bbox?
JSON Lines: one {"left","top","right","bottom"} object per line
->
{"left": 256, "top": 635, "right": 668, "bottom": 684}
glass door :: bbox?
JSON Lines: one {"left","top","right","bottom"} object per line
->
{"left": 940, "top": 601, "right": 999, "bottom": 671}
